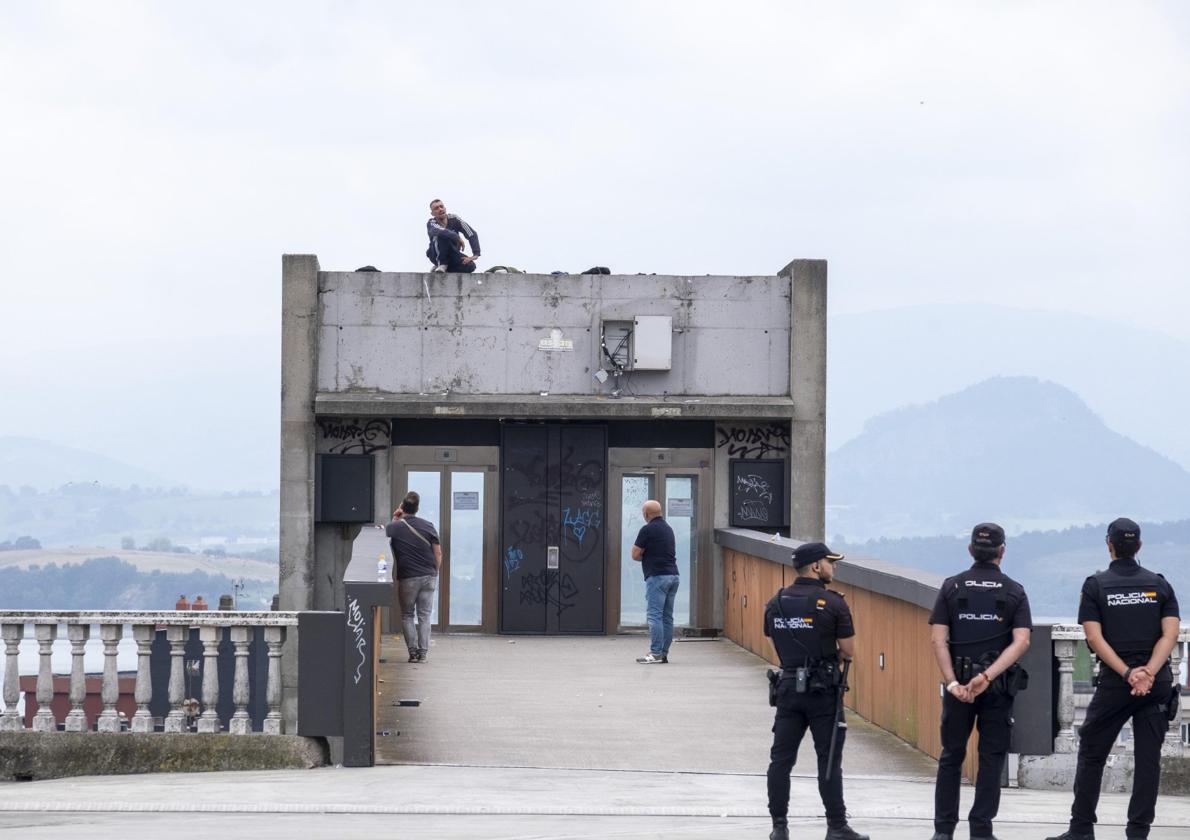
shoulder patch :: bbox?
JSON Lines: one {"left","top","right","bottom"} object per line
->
{"left": 828, "top": 588, "right": 846, "bottom": 599}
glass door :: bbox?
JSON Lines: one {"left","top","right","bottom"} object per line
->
{"left": 618, "top": 473, "right": 655, "bottom": 625}
{"left": 447, "top": 470, "right": 485, "bottom": 627}
{"left": 405, "top": 470, "right": 442, "bottom": 627}
{"left": 616, "top": 470, "right": 698, "bottom": 629}
{"left": 663, "top": 474, "right": 697, "bottom": 629}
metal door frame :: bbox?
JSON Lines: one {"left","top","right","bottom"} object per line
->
{"left": 607, "top": 448, "right": 713, "bottom": 633}
{"left": 391, "top": 445, "right": 500, "bottom": 633}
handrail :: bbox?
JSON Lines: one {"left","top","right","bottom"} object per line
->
{"left": 0, "top": 611, "right": 296, "bottom": 735}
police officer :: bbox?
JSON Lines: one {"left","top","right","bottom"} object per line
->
{"left": 765, "top": 542, "right": 868, "bottom": 840}
{"left": 1047, "top": 518, "right": 1181, "bottom": 840}
{"left": 928, "top": 522, "right": 1032, "bottom": 840}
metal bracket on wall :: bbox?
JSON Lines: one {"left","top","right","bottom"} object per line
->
{"left": 434, "top": 448, "right": 457, "bottom": 463}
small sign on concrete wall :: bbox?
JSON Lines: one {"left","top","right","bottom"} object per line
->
{"left": 538, "top": 328, "right": 574, "bottom": 352}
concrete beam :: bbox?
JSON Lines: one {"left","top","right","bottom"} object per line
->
{"left": 313, "top": 393, "right": 795, "bottom": 420}
{"left": 783, "top": 259, "right": 827, "bottom": 541}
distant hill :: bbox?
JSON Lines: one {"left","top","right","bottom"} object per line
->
{"left": 0, "top": 483, "right": 279, "bottom": 549}
{"left": 842, "top": 519, "right": 1190, "bottom": 618}
{"left": 829, "top": 305, "right": 1190, "bottom": 471}
{"left": 0, "top": 436, "right": 172, "bottom": 490}
{"left": 0, "top": 547, "right": 276, "bottom": 581}
{"left": 0, "top": 333, "right": 278, "bottom": 492}
{"left": 827, "top": 377, "right": 1190, "bottom": 541}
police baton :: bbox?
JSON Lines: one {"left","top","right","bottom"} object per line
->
{"left": 825, "top": 658, "right": 851, "bottom": 782}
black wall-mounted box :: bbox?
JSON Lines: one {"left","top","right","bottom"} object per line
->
{"left": 315, "top": 453, "right": 374, "bottom": 523}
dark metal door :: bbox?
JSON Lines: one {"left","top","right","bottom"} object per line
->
{"left": 500, "top": 424, "right": 606, "bottom": 634}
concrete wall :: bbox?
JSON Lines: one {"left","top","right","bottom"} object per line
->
{"left": 316, "top": 272, "right": 792, "bottom": 397}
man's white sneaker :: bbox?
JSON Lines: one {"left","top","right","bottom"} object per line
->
{"left": 636, "top": 653, "right": 666, "bottom": 664}
{"left": 432, "top": 264, "right": 447, "bottom": 273}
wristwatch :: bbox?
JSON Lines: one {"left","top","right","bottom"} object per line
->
{"left": 1123, "top": 667, "right": 1134, "bottom": 681}
{"left": 946, "top": 680, "right": 959, "bottom": 692}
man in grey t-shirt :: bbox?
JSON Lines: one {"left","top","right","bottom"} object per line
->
{"left": 385, "top": 491, "right": 442, "bottom": 663}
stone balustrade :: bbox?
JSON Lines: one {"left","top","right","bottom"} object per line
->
{"left": 0, "top": 611, "right": 298, "bottom": 736}
{"left": 1051, "top": 623, "right": 1188, "bottom": 757}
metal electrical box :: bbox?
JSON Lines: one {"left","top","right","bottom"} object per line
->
{"left": 632, "top": 315, "right": 672, "bottom": 370}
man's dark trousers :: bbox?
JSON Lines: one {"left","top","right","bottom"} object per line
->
{"left": 1069, "top": 686, "right": 1168, "bottom": 839}
{"left": 935, "top": 690, "right": 1013, "bottom": 837}
{"left": 767, "top": 682, "right": 846, "bottom": 827}
{"left": 426, "top": 238, "right": 476, "bottom": 273}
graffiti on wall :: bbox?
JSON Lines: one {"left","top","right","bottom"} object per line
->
{"left": 317, "top": 418, "right": 391, "bottom": 455}
{"left": 715, "top": 423, "right": 790, "bottom": 460}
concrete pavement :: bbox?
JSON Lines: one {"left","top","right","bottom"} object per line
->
{"left": 1, "top": 634, "right": 1186, "bottom": 836}
{"left": 0, "top": 763, "right": 1187, "bottom": 838}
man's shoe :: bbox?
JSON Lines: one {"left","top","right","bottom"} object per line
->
{"left": 770, "top": 825, "right": 790, "bottom": 840}
{"left": 1044, "top": 833, "right": 1093, "bottom": 840}
{"left": 407, "top": 651, "right": 418, "bottom": 663}
{"left": 825, "top": 825, "right": 870, "bottom": 840}
{"left": 416, "top": 651, "right": 427, "bottom": 663}
{"left": 432, "top": 264, "right": 447, "bottom": 273}
{"left": 636, "top": 653, "right": 666, "bottom": 664}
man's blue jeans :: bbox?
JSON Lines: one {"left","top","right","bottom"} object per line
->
{"left": 645, "top": 574, "right": 680, "bottom": 655}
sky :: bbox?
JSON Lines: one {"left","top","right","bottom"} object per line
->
{"left": 1, "top": 2, "right": 1188, "bottom": 489}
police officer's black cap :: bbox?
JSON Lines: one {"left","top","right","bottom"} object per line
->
{"left": 792, "top": 541, "right": 844, "bottom": 568}
{"left": 970, "top": 522, "right": 1005, "bottom": 548}
{"left": 1107, "top": 517, "right": 1141, "bottom": 548}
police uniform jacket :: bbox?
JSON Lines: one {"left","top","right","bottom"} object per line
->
{"left": 929, "top": 561, "right": 1032, "bottom": 662}
{"left": 764, "top": 577, "right": 854, "bottom": 671}
{"left": 1078, "top": 558, "right": 1180, "bottom": 686}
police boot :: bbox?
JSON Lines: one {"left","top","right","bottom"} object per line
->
{"left": 1044, "top": 833, "right": 1092, "bottom": 840}
{"left": 825, "top": 824, "right": 870, "bottom": 840}
{"left": 770, "top": 819, "right": 789, "bottom": 840}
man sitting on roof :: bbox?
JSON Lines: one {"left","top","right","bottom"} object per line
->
{"left": 425, "top": 198, "right": 480, "bottom": 273}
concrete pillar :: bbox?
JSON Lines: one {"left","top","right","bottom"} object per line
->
{"left": 782, "top": 259, "right": 827, "bottom": 542}
{"left": 279, "top": 253, "right": 320, "bottom": 732}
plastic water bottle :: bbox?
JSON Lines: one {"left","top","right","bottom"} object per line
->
{"left": 377, "top": 554, "right": 388, "bottom": 582}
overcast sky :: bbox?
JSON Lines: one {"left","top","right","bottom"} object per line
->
{"left": 1, "top": 2, "right": 1188, "bottom": 487}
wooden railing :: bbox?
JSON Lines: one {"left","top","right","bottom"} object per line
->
{"left": 0, "top": 611, "right": 297, "bottom": 735}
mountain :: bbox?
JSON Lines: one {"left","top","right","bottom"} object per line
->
{"left": 0, "top": 437, "right": 172, "bottom": 490}
{"left": 840, "top": 519, "right": 1190, "bottom": 619}
{"left": 827, "top": 376, "right": 1190, "bottom": 541}
{"left": 828, "top": 305, "right": 1190, "bottom": 471}
{"left": 0, "top": 332, "right": 279, "bottom": 492}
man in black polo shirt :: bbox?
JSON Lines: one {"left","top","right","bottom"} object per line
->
{"left": 631, "top": 499, "right": 679, "bottom": 664}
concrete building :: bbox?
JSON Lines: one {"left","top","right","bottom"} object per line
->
{"left": 279, "top": 257, "right": 827, "bottom": 638}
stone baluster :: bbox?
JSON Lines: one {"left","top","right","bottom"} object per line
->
{"left": 229, "top": 626, "right": 251, "bottom": 735}
{"left": 32, "top": 623, "right": 58, "bottom": 732}
{"left": 65, "top": 624, "right": 91, "bottom": 732}
{"left": 1164, "top": 641, "right": 1185, "bottom": 757}
{"left": 263, "top": 626, "right": 284, "bottom": 735}
{"left": 1054, "top": 637, "right": 1078, "bottom": 753}
{"left": 197, "top": 625, "right": 222, "bottom": 733}
{"left": 97, "top": 623, "right": 123, "bottom": 732}
{"left": 0, "top": 623, "right": 23, "bottom": 731}
{"left": 164, "top": 625, "right": 188, "bottom": 733}
{"left": 131, "top": 624, "right": 156, "bottom": 733}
